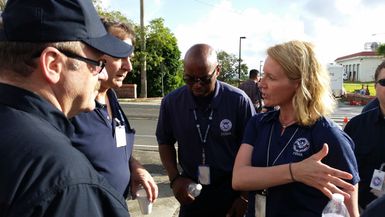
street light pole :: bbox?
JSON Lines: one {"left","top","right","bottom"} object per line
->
{"left": 259, "top": 60, "right": 263, "bottom": 73}
{"left": 238, "top": 36, "right": 246, "bottom": 86}
{"left": 139, "top": 0, "right": 147, "bottom": 98}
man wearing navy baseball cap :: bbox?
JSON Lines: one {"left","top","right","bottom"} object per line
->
{"left": 0, "top": 0, "right": 133, "bottom": 216}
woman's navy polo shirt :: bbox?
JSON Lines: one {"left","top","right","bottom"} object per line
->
{"left": 70, "top": 89, "right": 134, "bottom": 197}
{"left": 242, "top": 110, "right": 359, "bottom": 217}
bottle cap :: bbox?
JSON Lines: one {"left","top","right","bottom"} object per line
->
{"left": 196, "top": 183, "right": 202, "bottom": 190}
{"left": 332, "top": 193, "right": 344, "bottom": 202}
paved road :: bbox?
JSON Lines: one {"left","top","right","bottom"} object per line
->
{"left": 120, "top": 99, "right": 364, "bottom": 217}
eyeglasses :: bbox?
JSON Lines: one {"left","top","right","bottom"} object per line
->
{"left": 59, "top": 50, "right": 106, "bottom": 75}
{"left": 183, "top": 66, "right": 217, "bottom": 85}
{"left": 376, "top": 79, "right": 385, "bottom": 87}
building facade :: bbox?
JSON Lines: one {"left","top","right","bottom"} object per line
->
{"left": 335, "top": 51, "right": 383, "bottom": 82}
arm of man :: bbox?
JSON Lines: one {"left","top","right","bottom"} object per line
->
{"left": 159, "top": 144, "right": 195, "bottom": 205}
{"left": 25, "top": 184, "right": 130, "bottom": 217}
{"left": 129, "top": 157, "right": 158, "bottom": 202}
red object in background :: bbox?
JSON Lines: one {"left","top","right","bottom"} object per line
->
{"left": 343, "top": 117, "right": 349, "bottom": 124}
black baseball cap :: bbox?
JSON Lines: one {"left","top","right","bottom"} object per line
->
{"left": 0, "top": 0, "right": 133, "bottom": 58}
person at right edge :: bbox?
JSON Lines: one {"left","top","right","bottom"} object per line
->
{"left": 156, "top": 43, "right": 256, "bottom": 217}
{"left": 344, "top": 60, "right": 385, "bottom": 211}
{"left": 233, "top": 40, "right": 360, "bottom": 217}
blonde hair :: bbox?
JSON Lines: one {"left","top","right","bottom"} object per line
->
{"left": 267, "top": 40, "right": 335, "bottom": 126}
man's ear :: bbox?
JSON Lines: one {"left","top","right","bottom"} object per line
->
{"left": 215, "top": 64, "right": 221, "bottom": 76}
{"left": 38, "top": 47, "right": 64, "bottom": 84}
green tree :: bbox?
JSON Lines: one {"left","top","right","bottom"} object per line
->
{"left": 93, "top": 0, "right": 129, "bottom": 23}
{"left": 377, "top": 43, "right": 385, "bottom": 57}
{"left": 217, "top": 50, "right": 248, "bottom": 86}
{"left": 93, "top": 2, "right": 183, "bottom": 97}
{"left": 128, "top": 18, "right": 183, "bottom": 97}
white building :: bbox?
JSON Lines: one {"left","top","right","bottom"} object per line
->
{"left": 335, "top": 51, "right": 383, "bottom": 82}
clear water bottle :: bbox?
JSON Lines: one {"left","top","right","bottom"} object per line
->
{"left": 322, "top": 193, "right": 350, "bottom": 217}
{"left": 187, "top": 183, "right": 202, "bottom": 198}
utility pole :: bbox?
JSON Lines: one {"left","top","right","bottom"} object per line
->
{"left": 238, "top": 36, "right": 246, "bottom": 86}
{"left": 139, "top": 0, "right": 147, "bottom": 98}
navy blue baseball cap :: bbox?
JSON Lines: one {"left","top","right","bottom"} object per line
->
{"left": 0, "top": 0, "right": 133, "bottom": 58}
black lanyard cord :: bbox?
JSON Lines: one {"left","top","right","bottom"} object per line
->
{"left": 193, "top": 109, "right": 214, "bottom": 165}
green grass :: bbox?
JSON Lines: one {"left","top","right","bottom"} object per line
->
{"left": 343, "top": 82, "right": 376, "bottom": 96}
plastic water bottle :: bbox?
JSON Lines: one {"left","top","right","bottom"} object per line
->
{"left": 187, "top": 183, "right": 202, "bottom": 198}
{"left": 321, "top": 193, "right": 350, "bottom": 217}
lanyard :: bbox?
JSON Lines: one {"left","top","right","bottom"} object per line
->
{"left": 266, "top": 123, "right": 299, "bottom": 166}
{"left": 193, "top": 108, "right": 214, "bottom": 165}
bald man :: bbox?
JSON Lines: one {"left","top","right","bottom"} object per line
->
{"left": 156, "top": 44, "right": 256, "bottom": 217}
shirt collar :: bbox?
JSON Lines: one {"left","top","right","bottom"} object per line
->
{"left": 0, "top": 83, "right": 74, "bottom": 137}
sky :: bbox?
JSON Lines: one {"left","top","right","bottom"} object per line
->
{"left": 101, "top": 0, "right": 385, "bottom": 70}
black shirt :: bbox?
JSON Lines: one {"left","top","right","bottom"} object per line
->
{"left": 0, "top": 83, "right": 129, "bottom": 217}
{"left": 344, "top": 106, "right": 385, "bottom": 208}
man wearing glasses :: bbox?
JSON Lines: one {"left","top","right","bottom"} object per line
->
{"left": 0, "top": 0, "right": 132, "bottom": 216}
{"left": 344, "top": 60, "right": 385, "bottom": 212}
{"left": 156, "top": 43, "right": 256, "bottom": 216}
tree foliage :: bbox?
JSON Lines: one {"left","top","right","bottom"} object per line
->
{"left": 93, "top": 2, "right": 183, "bottom": 97}
{"left": 127, "top": 18, "right": 183, "bottom": 97}
{"left": 377, "top": 44, "right": 385, "bottom": 57}
{"left": 93, "top": 0, "right": 129, "bottom": 23}
{"left": 217, "top": 50, "right": 248, "bottom": 86}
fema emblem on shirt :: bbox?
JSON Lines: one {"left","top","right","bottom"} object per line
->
{"left": 220, "top": 119, "right": 232, "bottom": 136}
{"left": 292, "top": 138, "right": 310, "bottom": 156}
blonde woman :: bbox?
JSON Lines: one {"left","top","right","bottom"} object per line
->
{"left": 233, "top": 40, "right": 359, "bottom": 217}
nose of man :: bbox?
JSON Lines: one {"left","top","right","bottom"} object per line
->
{"left": 121, "top": 58, "right": 133, "bottom": 72}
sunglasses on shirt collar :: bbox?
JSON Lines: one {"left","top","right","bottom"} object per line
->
{"left": 376, "top": 79, "right": 385, "bottom": 87}
{"left": 183, "top": 66, "right": 217, "bottom": 85}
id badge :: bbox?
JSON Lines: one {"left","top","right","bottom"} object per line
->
{"left": 255, "top": 193, "right": 266, "bottom": 217}
{"left": 370, "top": 169, "right": 385, "bottom": 191}
{"left": 198, "top": 165, "right": 210, "bottom": 185}
{"left": 115, "top": 125, "right": 127, "bottom": 147}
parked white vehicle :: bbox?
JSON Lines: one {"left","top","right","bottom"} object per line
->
{"left": 327, "top": 64, "right": 344, "bottom": 97}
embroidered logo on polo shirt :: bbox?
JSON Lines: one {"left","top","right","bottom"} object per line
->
{"left": 220, "top": 119, "right": 232, "bottom": 136}
{"left": 292, "top": 138, "right": 310, "bottom": 157}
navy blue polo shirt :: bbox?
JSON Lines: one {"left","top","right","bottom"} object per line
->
{"left": 361, "top": 194, "right": 385, "bottom": 217}
{"left": 156, "top": 81, "right": 255, "bottom": 182}
{"left": 0, "top": 83, "right": 129, "bottom": 217}
{"left": 243, "top": 110, "right": 359, "bottom": 217}
{"left": 71, "top": 89, "right": 134, "bottom": 197}
{"left": 344, "top": 106, "right": 385, "bottom": 208}
{"left": 362, "top": 98, "right": 379, "bottom": 113}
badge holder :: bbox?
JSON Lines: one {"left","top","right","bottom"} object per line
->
{"left": 198, "top": 165, "right": 210, "bottom": 185}
{"left": 115, "top": 118, "right": 127, "bottom": 147}
{"left": 370, "top": 163, "right": 385, "bottom": 191}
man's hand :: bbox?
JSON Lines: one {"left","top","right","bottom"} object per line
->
{"left": 130, "top": 158, "right": 158, "bottom": 202}
{"left": 171, "top": 176, "right": 196, "bottom": 205}
{"left": 226, "top": 196, "right": 247, "bottom": 217}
